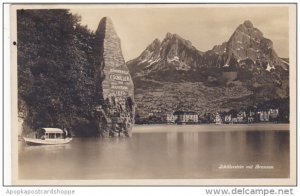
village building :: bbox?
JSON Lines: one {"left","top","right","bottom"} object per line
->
{"left": 247, "top": 116, "right": 255, "bottom": 123}
{"left": 236, "top": 111, "right": 246, "bottom": 123}
{"left": 165, "top": 113, "right": 178, "bottom": 124}
{"left": 249, "top": 111, "right": 255, "bottom": 117}
{"left": 173, "top": 111, "right": 198, "bottom": 124}
{"left": 215, "top": 113, "right": 223, "bottom": 124}
{"left": 237, "top": 116, "right": 244, "bottom": 123}
{"left": 269, "top": 108, "right": 279, "bottom": 119}
{"left": 232, "top": 117, "right": 238, "bottom": 123}
{"left": 258, "top": 111, "right": 270, "bottom": 122}
{"left": 224, "top": 114, "right": 232, "bottom": 123}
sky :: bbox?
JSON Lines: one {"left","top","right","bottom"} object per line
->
{"left": 70, "top": 5, "right": 290, "bottom": 61}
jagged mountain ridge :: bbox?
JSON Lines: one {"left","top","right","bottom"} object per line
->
{"left": 128, "top": 20, "right": 288, "bottom": 82}
{"left": 127, "top": 20, "right": 289, "bottom": 116}
{"left": 127, "top": 32, "right": 205, "bottom": 82}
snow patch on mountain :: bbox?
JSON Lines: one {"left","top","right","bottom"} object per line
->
{"left": 167, "top": 56, "right": 180, "bottom": 63}
{"left": 149, "top": 58, "right": 161, "bottom": 66}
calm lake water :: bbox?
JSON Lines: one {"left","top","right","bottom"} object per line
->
{"left": 18, "top": 124, "right": 289, "bottom": 180}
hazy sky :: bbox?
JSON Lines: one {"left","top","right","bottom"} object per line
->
{"left": 70, "top": 5, "right": 290, "bottom": 61}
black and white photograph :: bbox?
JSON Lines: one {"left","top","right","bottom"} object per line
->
{"left": 10, "top": 4, "right": 296, "bottom": 185}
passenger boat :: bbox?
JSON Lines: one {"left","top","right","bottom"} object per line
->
{"left": 23, "top": 128, "right": 72, "bottom": 145}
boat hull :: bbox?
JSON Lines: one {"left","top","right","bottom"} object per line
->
{"left": 23, "top": 137, "right": 72, "bottom": 145}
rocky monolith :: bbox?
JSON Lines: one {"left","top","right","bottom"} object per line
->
{"left": 94, "top": 17, "right": 134, "bottom": 137}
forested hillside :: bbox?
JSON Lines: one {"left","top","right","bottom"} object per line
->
{"left": 17, "top": 9, "right": 101, "bottom": 136}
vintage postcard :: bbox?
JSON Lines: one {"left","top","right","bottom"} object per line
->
{"left": 10, "top": 4, "right": 296, "bottom": 185}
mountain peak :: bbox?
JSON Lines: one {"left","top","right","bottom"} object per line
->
{"left": 145, "top": 38, "right": 161, "bottom": 51}
{"left": 235, "top": 20, "right": 262, "bottom": 36}
{"left": 153, "top": 38, "right": 161, "bottom": 45}
{"left": 166, "top": 32, "right": 172, "bottom": 38}
{"left": 163, "top": 32, "right": 194, "bottom": 50}
{"left": 165, "top": 32, "right": 185, "bottom": 41}
{"left": 166, "top": 32, "right": 177, "bottom": 38}
{"left": 243, "top": 20, "right": 254, "bottom": 28}
{"left": 220, "top": 20, "right": 288, "bottom": 70}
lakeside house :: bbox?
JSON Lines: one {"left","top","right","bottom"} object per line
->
{"left": 258, "top": 111, "right": 270, "bottom": 122}
{"left": 269, "top": 109, "right": 279, "bottom": 119}
{"left": 224, "top": 114, "right": 232, "bottom": 123}
{"left": 247, "top": 116, "right": 255, "bottom": 123}
{"left": 164, "top": 113, "right": 178, "bottom": 124}
{"left": 173, "top": 111, "right": 198, "bottom": 124}
{"left": 232, "top": 117, "right": 238, "bottom": 123}
{"left": 135, "top": 107, "right": 282, "bottom": 125}
{"left": 213, "top": 108, "right": 280, "bottom": 124}
{"left": 215, "top": 113, "right": 223, "bottom": 124}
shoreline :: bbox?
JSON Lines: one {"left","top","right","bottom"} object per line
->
{"left": 18, "top": 123, "right": 290, "bottom": 138}
{"left": 132, "top": 123, "right": 289, "bottom": 133}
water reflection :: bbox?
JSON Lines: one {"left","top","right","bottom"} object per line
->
{"left": 166, "top": 132, "right": 178, "bottom": 156}
{"left": 19, "top": 126, "right": 290, "bottom": 179}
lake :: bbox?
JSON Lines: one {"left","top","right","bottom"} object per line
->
{"left": 18, "top": 124, "right": 289, "bottom": 180}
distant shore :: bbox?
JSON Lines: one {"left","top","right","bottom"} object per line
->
{"left": 132, "top": 123, "right": 289, "bottom": 133}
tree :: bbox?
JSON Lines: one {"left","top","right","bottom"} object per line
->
{"left": 17, "top": 9, "right": 101, "bottom": 136}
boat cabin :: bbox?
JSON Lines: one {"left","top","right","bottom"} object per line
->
{"left": 36, "top": 128, "right": 66, "bottom": 139}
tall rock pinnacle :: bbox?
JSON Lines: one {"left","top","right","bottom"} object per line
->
{"left": 94, "top": 17, "right": 135, "bottom": 135}
{"left": 95, "top": 17, "right": 127, "bottom": 70}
